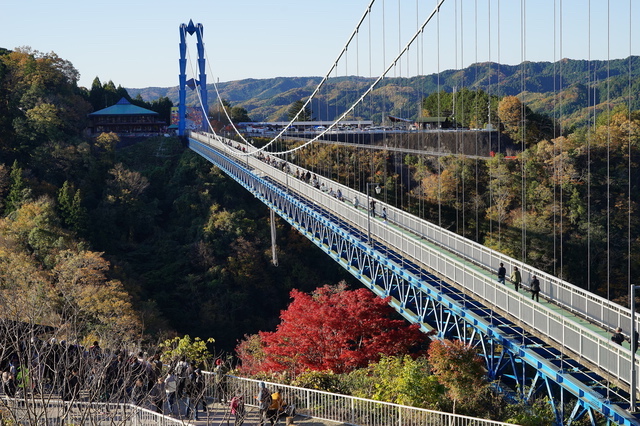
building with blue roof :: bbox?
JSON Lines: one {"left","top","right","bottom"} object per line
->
{"left": 88, "top": 97, "right": 167, "bottom": 136}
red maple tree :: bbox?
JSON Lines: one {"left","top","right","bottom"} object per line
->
{"left": 236, "top": 283, "right": 426, "bottom": 375}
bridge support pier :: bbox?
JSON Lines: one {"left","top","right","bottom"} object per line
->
{"left": 270, "top": 209, "right": 278, "bottom": 266}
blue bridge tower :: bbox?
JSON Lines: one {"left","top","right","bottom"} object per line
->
{"left": 178, "top": 20, "right": 208, "bottom": 136}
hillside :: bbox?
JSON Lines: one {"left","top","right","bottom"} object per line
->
{"left": 128, "top": 56, "right": 640, "bottom": 128}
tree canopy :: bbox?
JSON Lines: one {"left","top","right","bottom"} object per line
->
{"left": 236, "top": 283, "right": 425, "bottom": 376}
{"left": 287, "top": 99, "right": 313, "bottom": 121}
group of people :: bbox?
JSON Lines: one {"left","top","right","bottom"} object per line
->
{"left": 498, "top": 262, "right": 640, "bottom": 353}
{"left": 227, "top": 136, "right": 390, "bottom": 228}
{"left": 149, "top": 356, "right": 208, "bottom": 420}
{"left": 497, "top": 263, "right": 541, "bottom": 301}
{"left": 0, "top": 338, "right": 221, "bottom": 421}
{"left": 228, "top": 381, "right": 293, "bottom": 426}
{"left": 254, "top": 382, "right": 294, "bottom": 426}
{"left": 0, "top": 333, "right": 301, "bottom": 424}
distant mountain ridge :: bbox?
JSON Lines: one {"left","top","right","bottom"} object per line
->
{"left": 128, "top": 56, "right": 640, "bottom": 127}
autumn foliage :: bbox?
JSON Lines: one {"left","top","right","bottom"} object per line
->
{"left": 0, "top": 198, "right": 141, "bottom": 346}
{"left": 428, "top": 339, "right": 487, "bottom": 413}
{"left": 236, "top": 283, "right": 426, "bottom": 376}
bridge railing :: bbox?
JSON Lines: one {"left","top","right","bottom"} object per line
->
{"left": 194, "top": 131, "right": 634, "bottom": 337}
{"left": 218, "top": 375, "right": 517, "bottom": 426}
{"left": 0, "top": 397, "right": 187, "bottom": 426}
{"left": 368, "top": 198, "right": 631, "bottom": 336}
{"left": 242, "top": 135, "right": 630, "bottom": 332}
{"left": 189, "top": 132, "right": 639, "bottom": 392}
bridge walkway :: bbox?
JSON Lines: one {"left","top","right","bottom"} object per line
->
{"left": 188, "top": 134, "right": 640, "bottom": 424}
{"left": 259, "top": 159, "right": 634, "bottom": 408}
{"left": 180, "top": 401, "right": 344, "bottom": 426}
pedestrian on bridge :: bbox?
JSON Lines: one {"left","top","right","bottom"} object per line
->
{"left": 510, "top": 267, "right": 521, "bottom": 292}
{"left": 230, "top": 392, "right": 246, "bottom": 426}
{"left": 530, "top": 275, "right": 540, "bottom": 302}
{"left": 257, "top": 382, "right": 271, "bottom": 426}
{"left": 370, "top": 200, "right": 376, "bottom": 217}
{"left": 164, "top": 370, "right": 178, "bottom": 415}
{"left": 149, "top": 376, "right": 165, "bottom": 413}
{"left": 497, "top": 263, "right": 506, "bottom": 285}
{"left": 611, "top": 327, "right": 625, "bottom": 345}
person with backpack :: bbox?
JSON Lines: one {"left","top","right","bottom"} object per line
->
{"left": 214, "top": 358, "right": 229, "bottom": 403}
{"left": 510, "top": 266, "right": 522, "bottom": 292}
{"left": 497, "top": 263, "right": 506, "bottom": 285}
{"left": 186, "top": 368, "right": 207, "bottom": 420}
{"left": 530, "top": 275, "right": 541, "bottom": 302}
{"left": 174, "top": 357, "right": 189, "bottom": 398}
{"left": 267, "top": 388, "right": 286, "bottom": 425}
{"left": 611, "top": 327, "right": 625, "bottom": 346}
{"left": 230, "top": 392, "right": 246, "bottom": 426}
{"left": 164, "top": 370, "right": 178, "bottom": 416}
{"left": 256, "top": 382, "right": 271, "bottom": 426}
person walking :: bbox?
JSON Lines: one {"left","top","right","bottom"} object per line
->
{"left": 175, "top": 356, "right": 189, "bottom": 398}
{"left": 230, "top": 392, "right": 246, "bottom": 426}
{"left": 530, "top": 275, "right": 541, "bottom": 302}
{"left": 611, "top": 327, "right": 625, "bottom": 345}
{"left": 164, "top": 370, "right": 178, "bottom": 416}
{"left": 149, "top": 376, "right": 165, "bottom": 413}
{"left": 510, "top": 267, "right": 522, "bottom": 292}
{"left": 186, "top": 368, "right": 207, "bottom": 420}
{"left": 256, "top": 382, "right": 271, "bottom": 426}
{"left": 497, "top": 263, "right": 506, "bottom": 285}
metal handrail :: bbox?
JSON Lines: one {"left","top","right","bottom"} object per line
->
{"left": 0, "top": 397, "right": 188, "bottom": 425}
{"left": 189, "top": 131, "right": 640, "bottom": 393}
{"left": 211, "top": 374, "right": 518, "bottom": 426}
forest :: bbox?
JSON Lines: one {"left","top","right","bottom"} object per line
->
{"left": 0, "top": 46, "right": 638, "bottom": 424}
{"left": 0, "top": 47, "right": 354, "bottom": 352}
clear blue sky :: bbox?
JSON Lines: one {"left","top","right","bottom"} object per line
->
{"left": 1, "top": 0, "right": 637, "bottom": 94}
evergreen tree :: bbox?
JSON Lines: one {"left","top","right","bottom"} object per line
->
{"left": 57, "top": 181, "right": 87, "bottom": 234}
{"left": 230, "top": 106, "right": 251, "bottom": 123}
{"left": 69, "top": 189, "right": 88, "bottom": 234}
{"left": 287, "top": 100, "right": 313, "bottom": 121}
{"left": 150, "top": 96, "right": 173, "bottom": 124}
{"left": 89, "top": 76, "right": 105, "bottom": 110}
{"left": 57, "top": 180, "right": 74, "bottom": 222}
{"left": 4, "top": 160, "right": 28, "bottom": 215}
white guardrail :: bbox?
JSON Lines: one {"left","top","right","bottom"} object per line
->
{"left": 203, "top": 133, "right": 633, "bottom": 336}
{"left": 190, "top": 131, "right": 640, "bottom": 392}
{"left": 219, "top": 375, "right": 517, "bottom": 426}
{"left": 0, "top": 397, "right": 189, "bottom": 426}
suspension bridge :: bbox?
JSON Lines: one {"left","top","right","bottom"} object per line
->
{"left": 177, "top": 1, "right": 639, "bottom": 424}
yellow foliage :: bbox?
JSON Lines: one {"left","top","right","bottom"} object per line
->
{"left": 0, "top": 202, "right": 142, "bottom": 345}
{"left": 51, "top": 250, "right": 141, "bottom": 345}
{"left": 594, "top": 112, "right": 640, "bottom": 152}
{"left": 0, "top": 244, "right": 52, "bottom": 324}
{"left": 159, "top": 335, "right": 215, "bottom": 366}
{"left": 421, "top": 169, "right": 458, "bottom": 206}
{"left": 497, "top": 96, "right": 523, "bottom": 136}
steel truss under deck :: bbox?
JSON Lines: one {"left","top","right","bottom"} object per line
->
{"left": 189, "top": 137, "right": 640, "bottom": 426}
